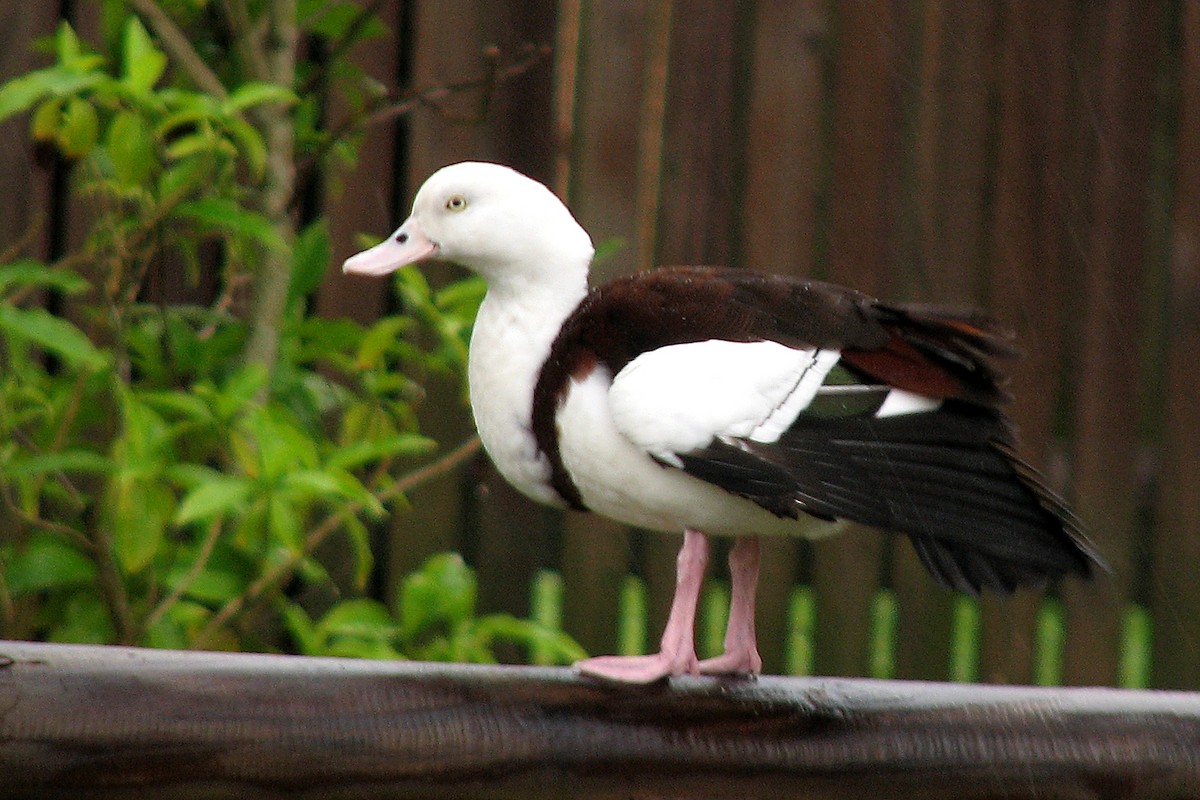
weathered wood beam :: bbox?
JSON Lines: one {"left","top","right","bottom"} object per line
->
{"left": 1, "top": 641, "right": 1198, "bottom": 799}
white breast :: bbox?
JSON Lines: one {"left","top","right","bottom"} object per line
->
{"left": 467, "top": 283, "right": 585, "bottom": 507}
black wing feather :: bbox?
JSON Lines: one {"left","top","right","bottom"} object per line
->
{"left": 678, "top": 401, "right": 1103, "bottom": 596}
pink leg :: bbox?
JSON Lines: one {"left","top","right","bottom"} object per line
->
{"left": 576, "top": 529, "right": 708, "bottom": 684}
{"left": 698, "top": 536, "right": 762, "bottom": 676}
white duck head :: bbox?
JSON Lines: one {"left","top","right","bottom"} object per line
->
{"left": 342, "top": 162, "right": 595, "bottom": 294}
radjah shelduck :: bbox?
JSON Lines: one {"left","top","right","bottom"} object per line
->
{"left": 344, "top": 161, "right": 1103, "bottom": 684}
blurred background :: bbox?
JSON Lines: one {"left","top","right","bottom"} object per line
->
{"left": 1, "top": 0, "right": 1197, "bottom": 690}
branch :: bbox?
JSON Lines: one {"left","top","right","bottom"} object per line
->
{"left": 295, "top": 0, "right": 388, "bottom": 97}
{"left": 89, "top": 523, "right": 136, "bottom": 645}
{"left": 239, "top": 0, "right": 298, "bottom": 384}
{"left": 219, "top": 0, "right": 270, "bottom": 79}
{"left": 295, "top": 43, "right": 552, "bottom": 184}
{"left": 1, "top": 642, "right": 1198, "bottom": 799}
{"left": 126, "top": 0, "right": 228, "bottom": 98}
{"left": 191, "top": 436, "right": 482, "bottom": 648}
{"left": 139, "top": 517, "right": 223, "bottom": 637}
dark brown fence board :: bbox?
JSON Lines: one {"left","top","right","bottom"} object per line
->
{"left": 738, "top": 0, "right": 829, "bottom": 674}
{"left": 810, "top": 0, "right": 910, "bottom": 678}
{"left": 1062, "top": 0, "right": 1163, "bottom": 687}
{"left": 891, "top": 0, "right": 999, "bottom": 682}
{"left": 1151, "top": 0, "right": 1200, "bottom": 691}
{"left": 556, "top": 0, "right": 650, "bottom": 657}
{"left": 0, "top": 7, "right": 57, "bottom": 261}
{"left": 317, "top": 0, "right": 402, "bottom": 325}
{"left": 3, "top": 641, "right": 1200, "bottom": 799}
{"left": 977, "top": 2, "right": 1082, "bottom": 685}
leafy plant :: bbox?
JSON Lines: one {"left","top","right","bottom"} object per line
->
{"left": 0, "top": 2, "right": 564, "bottom": 663}
{"left": 284, "top": 554, "right": 585, "bottom": 663}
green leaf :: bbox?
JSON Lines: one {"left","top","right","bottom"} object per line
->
{"left": 174, "top": 198, "right": 287, "bottom": 252}
{"left": 281, "top": 602, "right": 320, "bottom": 655}
{"left": 398, "top": 553, "right": 477, "bottom": 640}
{"left": 212, "top": 364, "right": 268, "bottom": 420}
{"left": 434, "top": 276, "right": 486, "bottom": 314}
{"left": 163, "top": 132, "right": 214, "bottom": 161}
{"left": 242, "top": 405, "right": 319, "bottom": 480}
{"left": 48, "top": 591, "right": 115, "bottom": 644}
{"left": 223, "top": 116, "right": 266, "bottom": 180}
{"left": 55, "top": 21, "right": 83, "bottom": 64}
{"left": 157, "top": 155, "right": 210, "bottom": 200}
{"left": 106, "top": 473, "right": 174, "bottom": 574}
{"left": 0, "top": 71, "right": 56, "bottom": 121}
{"left": 286, "top": 467, "right": 382, "bottom": 515}
{"left": 356, "top": 316, "right": 406, "bottom": 367}
{"left": 4, "top": 533, "right": 96, "bottom": 594}
{"left": 223, "top": 81, "right": 297, "bottom": 114}
{"left": 476, "top": 615, "right": 588, "bottom": 663}
{"left": 267, "top": 492, "right": 303, "bottom": 551}
{"left": 174, "top": 476, "right": 255, "bottom": 526}
{"left": 280, "top": 468, "right": 344, "bottom": 499}
{"left": 326, "top": 434, "right": 436, "bottom": 470}
{"left": 115, "top": 390, "right": 172, "bottom": 468}
{"left": 56, "top": 96, "right": 99, "bottom": 157}
{"left": 319, "top": 598, "right": 394, "bottom": 637}
{"left": 0, "top": 305, "right": 107, "bottom": 369}
{"left": 0, "top": 67, "right": 105, "bottom": 123}
{"left": 106, "top": 110, "right": 155, "bottom": 186}
{"left": 137, "top": 389, "right": 213, "bottom": 425}
{"left": 324, "top": 638, "right": 404, "bottom": 660}
{"left": 342, "top": 514, "right": 373, "bottom": 590}
{"left": 0, "top": 260, "right": 89, "bottom": 296}
{"left": 2, "top": 450, "right": 114, "bottom": 479}
{"left": 300, "top": 1, "right": 388, "bottom": 42}
{"left": 30, "top": 98, "right": 62, "bottom": 141}
{"left": 122, "top": 17, "right": 167, "bottom": 93}
{"left": 289, "top": 220, "right": 331, "bottom": 306}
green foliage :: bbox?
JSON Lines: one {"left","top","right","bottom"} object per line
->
{"left": 283, "top": 554, "right": 585, "bottom": 664}
{"left": 0, "top": 3, "right": 549, "bottom": 665}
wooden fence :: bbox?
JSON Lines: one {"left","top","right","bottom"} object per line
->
{"left": 2, "top": 1, "right": 1200, "bottom": 689}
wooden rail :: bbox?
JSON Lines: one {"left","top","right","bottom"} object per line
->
{"left": 1, "top": 641, "right": 1198, "bottom": 799}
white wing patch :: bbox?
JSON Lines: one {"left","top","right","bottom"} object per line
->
{"left": 608, "top": 339, "right": 840, "bottom": 465}
{"left": 876, "top": 387, "right": 942, "bottom": 417}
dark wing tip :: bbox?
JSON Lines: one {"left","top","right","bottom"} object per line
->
{"left": 909, "top": 447, "right": 1108, "bottom": 597}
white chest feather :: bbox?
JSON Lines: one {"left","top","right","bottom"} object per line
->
{"left": 467, "top": 285, "right": 583, "bottom": 507}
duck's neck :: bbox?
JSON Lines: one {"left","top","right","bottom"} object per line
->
{"left": 466, "top": 261, "right": 591, "bottom": 505}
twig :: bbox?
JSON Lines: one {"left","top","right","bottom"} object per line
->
{"left": 191, "top": 436, "right": 482, "bottom": 648}
{"left": 295, "top": 43, "right": 551, "bottom": 181}
{"left": 295, "top": 0, "right": 388, "bottom": 97}
{"left": 220, "top": 0, "right": 270, "bottom": 80}
{"left": 127, "top": 0, "right": 228, "bottom": 98}
{"left": 376, "top": 435, "right": 481, "bottom": 504}
{"left": 0, "top": 214, "right": 45, "bottom": 265}
{"left": 90, "top": 521, "right": 137, "bottom": 645}
{"left": 140, "top": 517, "right": 224, "bottom": 637}
{"left": 0, "top": 486, "right": 92, "bottom": 552}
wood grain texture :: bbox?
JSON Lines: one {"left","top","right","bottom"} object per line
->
{"left": 1, "top": 641, "right": 1198, "bottom": 799}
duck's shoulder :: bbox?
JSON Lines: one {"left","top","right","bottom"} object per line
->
{"left": 551, "top": 266, "right": 882, "bottom": 371}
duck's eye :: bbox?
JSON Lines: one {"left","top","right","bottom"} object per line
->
{"left": 445, "top": 195, "right": 468, "bottom": 212}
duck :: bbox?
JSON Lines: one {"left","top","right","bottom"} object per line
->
{"left": 343, "top": 161, "right": 1103, "bottom": 684}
